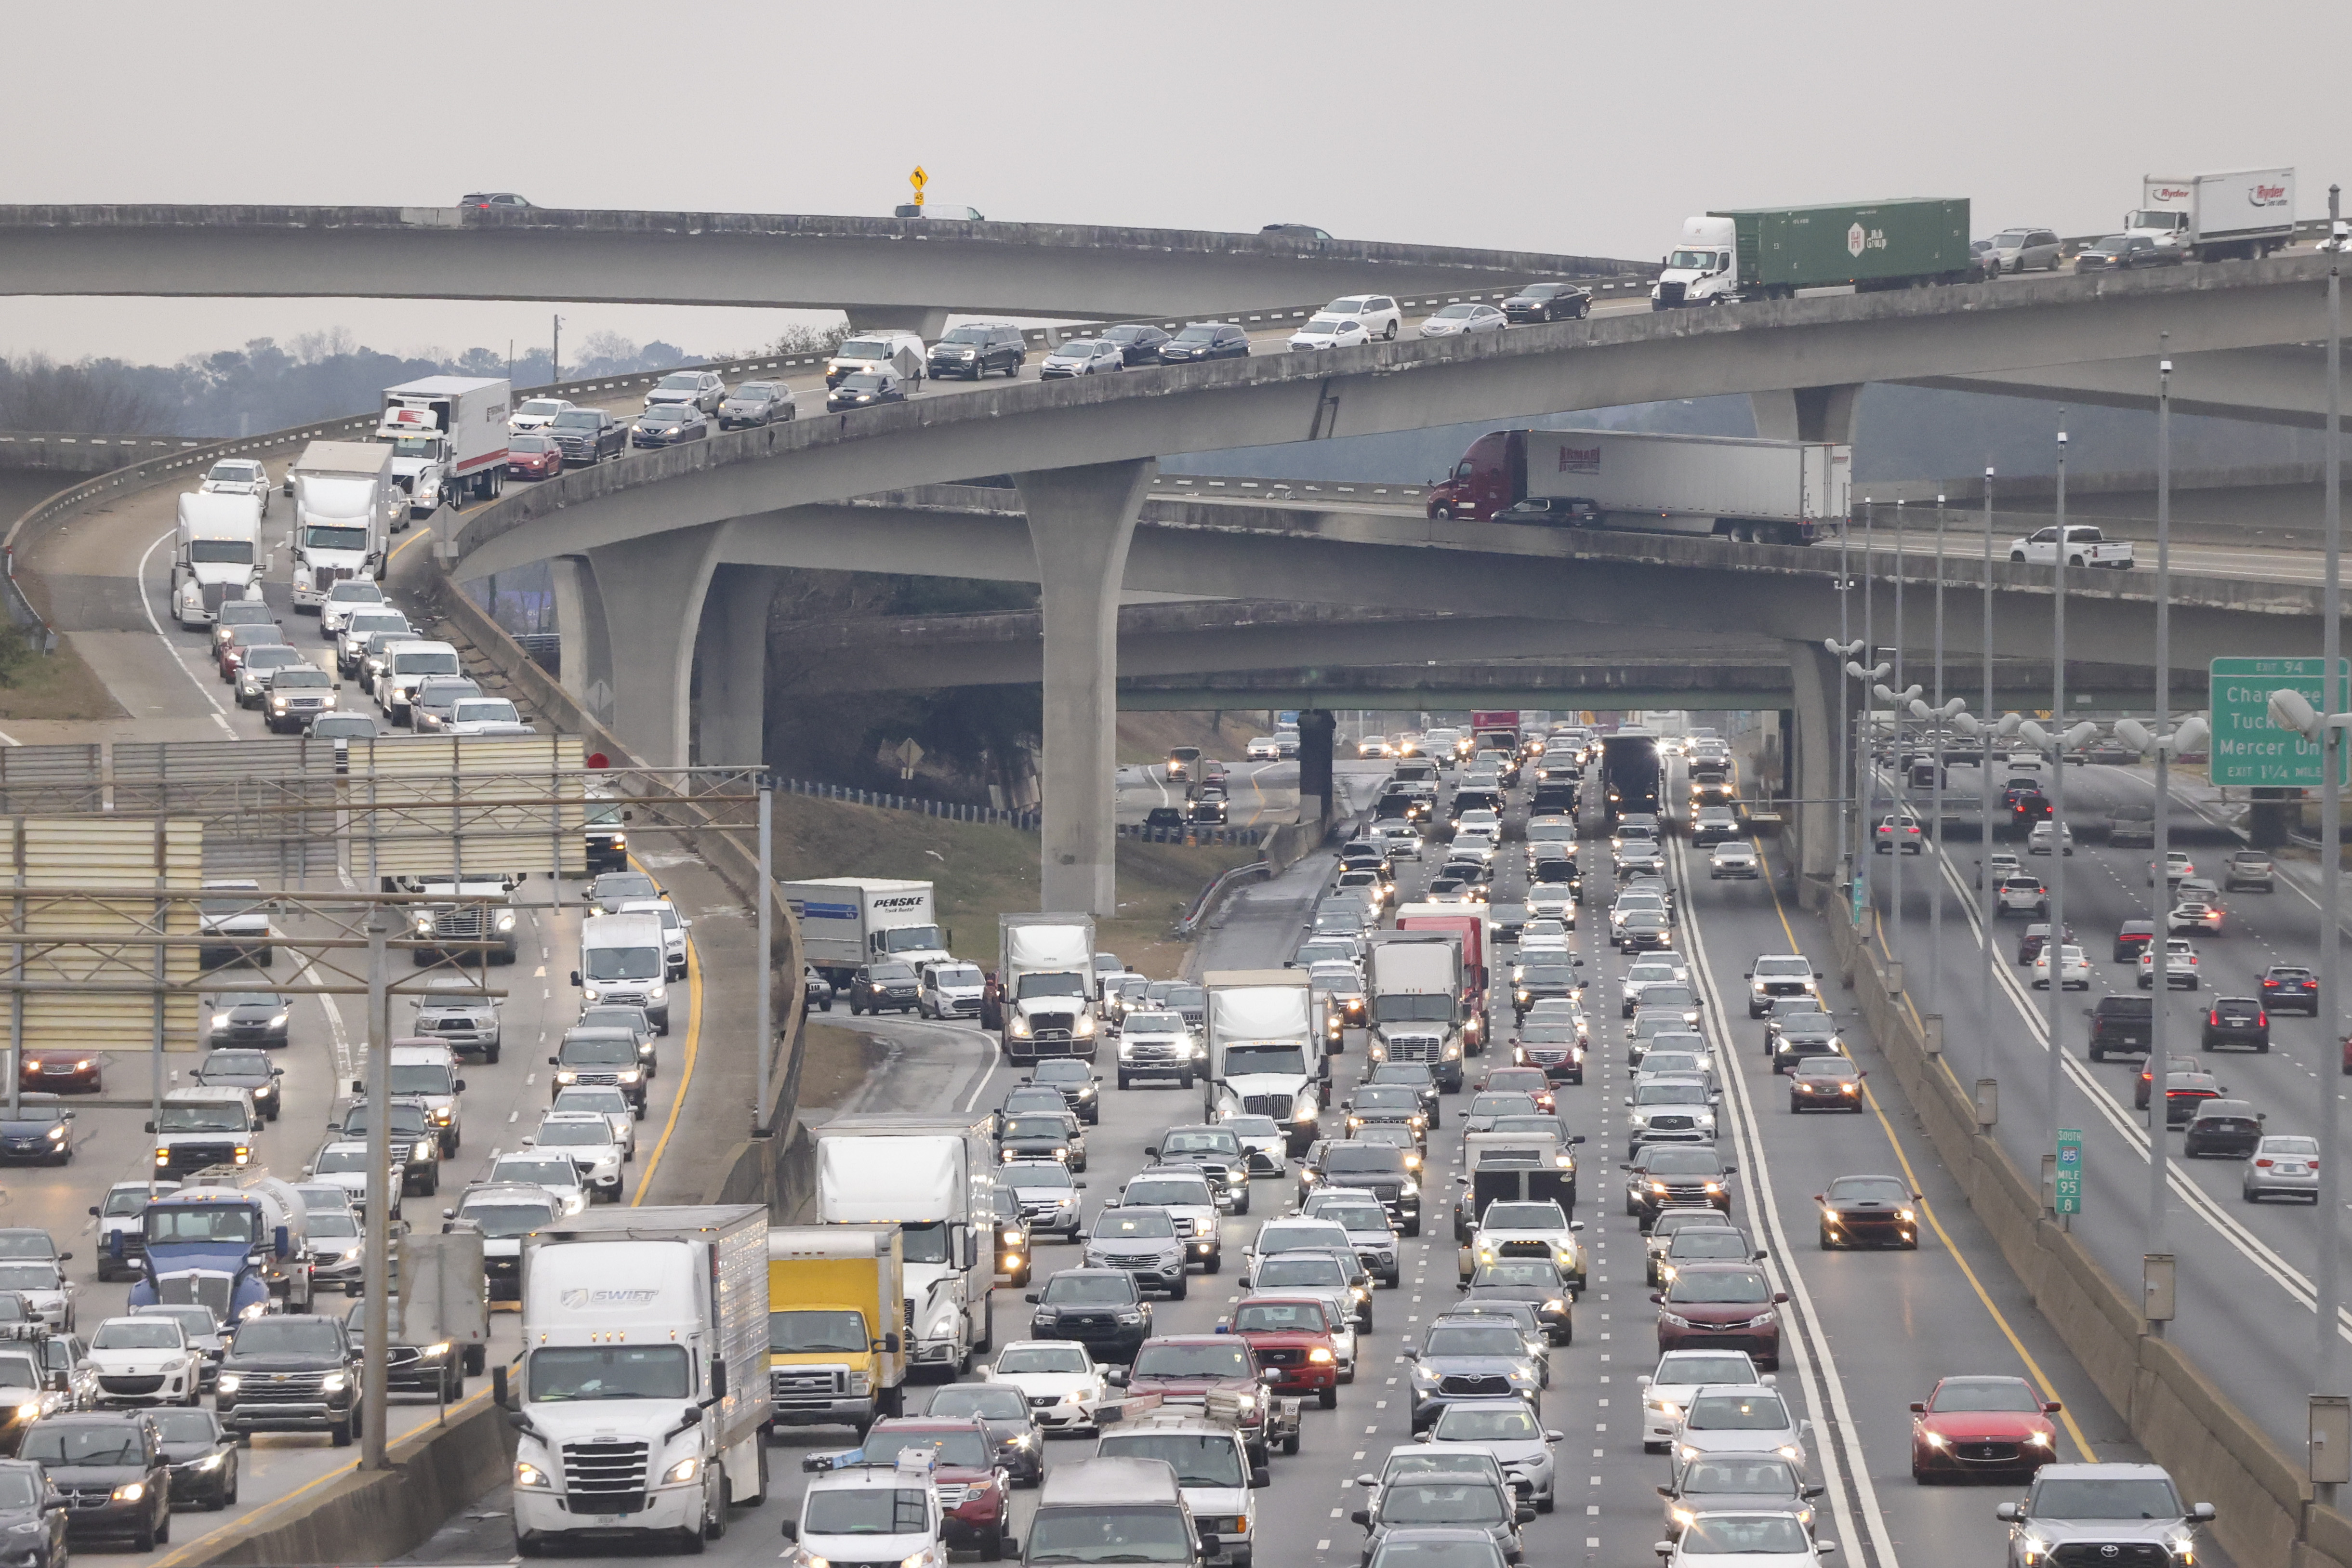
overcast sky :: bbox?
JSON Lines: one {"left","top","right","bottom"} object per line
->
{"left": 3, "top": 0, "right": 2343, "bottom": 364}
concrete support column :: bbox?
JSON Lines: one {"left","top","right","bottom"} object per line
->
{"left": 854, "top": 306, "right": 951, "bottom": 341}
{"left": 1784, "top": 639, "right": 1841, "bottom": 908}
{"left": 1751, "top": 384, "right": 1863, "bottom": 445}
{"left": 580, "top": 524, "right": 725, "bottom": 768}
{"left": 693, "top": 565, "right": 781, "bottom": 767}
{"left": 1017, "top": 459, "right": 1157, "bottom": 916}
{"left": 1295, "top": 709, "right": 1336, "bottom": 824}
{"left": 546, "top": 554, "right": 609, "bottom": 711}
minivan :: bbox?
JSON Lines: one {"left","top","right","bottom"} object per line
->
{"left": 573, "top": 912, "right": 670, "bottom": 1032}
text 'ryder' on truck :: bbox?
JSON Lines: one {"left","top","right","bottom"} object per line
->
{"left": 1425, "top": 428, "right": 1845, "bottom": 547}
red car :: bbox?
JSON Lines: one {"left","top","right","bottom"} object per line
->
{"left": 1221, "top": 1295, "right": 1340, "bottom": 1408}
{"left": 1908, "top": 1374, "right": 2061, "bottom": 1482}
{"left": 1651, "top": 1262, "right": 1785, "bottom": 1369}
{"left": 1480, "top": 1066, "right": 1555, "bottom": 1114}
{"left": 216, "top": 625, "right": 286, "bottom": 680}
{"left": 858, "top": 1418, "right": 1013, "bottom": 1556}
{"left": 506, "top": 434, "right": 563, "bottom": 480}
{"left": 1114, "top": 1334, "right": 1291, "bottom": 1460}
{"left": 18, "top": 1050, "right": 100, "bottom": 1094}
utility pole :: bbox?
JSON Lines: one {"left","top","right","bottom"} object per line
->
{"left": 1982, "top": 470, "right": 1997, "bottom": 1082}
{"left": 1892, "top": 501, "right": 1906, "bottom": 961}
{"left": 361, "top": 904, "right": 394, "bottom": 1469}
{"left": 755, "top": 778, "right": 775, "bottom": 1134}
{"left": 1860, "top": 502, "right": 1875, "bottom": 909}
{"left": 2046, "top": 423, "right": 2070, "bottom": 1155}
{"left": 2147, "top": 350, "right": 2174, "bottom": 1280}
{"left": 1931, "top": 496, "right": 1947, "bottom": 1015}
{"left": 2317, "top": 185, "right": 2346, "bottom": 1435}
{"left": 552, "top": 315, "right": 565, "bottom": 386}
{"left": 1837, "top": 518, "right": 1854, "bottom": 890}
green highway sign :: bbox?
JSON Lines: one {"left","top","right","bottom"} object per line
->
{"left": 2209, "top": 658, "right": 2352, "bottom": 787}
{"left": 2053, "top": 1128, "right": 2083, "bottom": 1217}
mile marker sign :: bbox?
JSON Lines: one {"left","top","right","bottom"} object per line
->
{"left": 2208, "top": 657, "right": 2351, "bottom": 787}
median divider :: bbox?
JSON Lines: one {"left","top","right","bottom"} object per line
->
{"left": 1819, "top": 902, "right": 2352, "bottom": 1568}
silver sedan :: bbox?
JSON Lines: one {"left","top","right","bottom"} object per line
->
{"left": 1419, "top": 302, "right": 1506, "bottom": 338}
{"left": 2243, "top": 1134, "right": 2320, "bottom": 1202}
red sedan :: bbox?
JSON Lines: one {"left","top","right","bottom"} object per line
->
{"left": 1651, "top": 1262, "right": 1785, "bottom": 1370}
{"left": 1222, "top": 1295, "right": 1341, "bottom": 1408}
{"left": 506, "top": 434, "right": 563, "bottom": 480}
{"left": 18, "top": 1050, "right": 100, "bottom": 1093}
{"left": 859, "top": 1418, "right": 1013, "bottom": 1556}
{"left": 1909, "top": 1374, "right": 2061, "bottom": 1482}
{"left": 1480, "top": 1065, "right": 1556, "bottom": 1114}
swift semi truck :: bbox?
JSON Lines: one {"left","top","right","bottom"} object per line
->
{"left": 780, "top": 878, "right": 952, "bottom": 988}
{"left": 126, "top": 1169, "right": 314, "bottom": 1319}
{"left": 766, "top": 1224, "right": 908, "bottom": 1434}
{"left": 509, "top": 1205, "right": 770, "bottom": 1557}
{"left": 997, "top": 912, "right": 1100, "bottom": 1062}
{"left": 379, "top": 376, "right": 511, "bottom": 517}
{"left": 1393, "top": 905, "right": 1489, "bottom": 1056}
{"left": 2127, "top": 169, "right": 2296, "bottom": 261}
{"left": 170, "top": 490, "right": 268, "bottom": 628}
{"left": 1650, "top": 198, "right": 1972, "bottom": 308}
{"left": 286, "top": 440, "right": 396, "bottom": 607}
{"left": 1201, "top": 969, "right": 1325, "bottom": 1153}
{"left": 1362, "top": 933, "right": 1468, "bottom": 1091}
{"left": 815, "top": 1117, "right": 997, "bottom": 1378}
{"left": 1426, "top": 428, "right": 1850, "bottom": 545}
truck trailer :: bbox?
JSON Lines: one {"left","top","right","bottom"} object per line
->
{"left": 781, "top": 878, "right": 952, "bottom": 987}
{"left": 379, "top": 376, "right": 511, "bottom": 517}
{"left": 766, "top": 1223, "right": 908, "bottom": 1433}
{"left": 287, "top": 440, "right": 397, "bottom": 608}
{"left": 1201, "top": 970, "right": 1325, "bottom": 1152}
{"left": 170, "top": 490, "right": 268, "bottom": 628}
{"left": 1652, "top": 198, "right": 1971, "bottom": 308}
{"left": 1363, "top": 933, "right": 1468, "bottom": 1091}
{"left": 1602, "top": 732, "right": 1662, "bottom": 821}
{"left": 1392, "top": 905, "right": 1489, "bottom": 1055}
{"left": 997, "top": 912, "right": 1100, "bottom": 1062}
{"left": 2127, "top": 169, "right": 2295, "bottom": 261}
{"left": 510, "top": 1205, "right": 771, "bottom": 1556}
{"left": 1426, "top": 429, "right": 1848, "bottom": 545}
{"left": 815, "top": 1116, "right": 997, "bottom": 1378}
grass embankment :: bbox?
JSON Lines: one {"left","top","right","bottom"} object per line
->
{"left": 0, "top": 635, "right": 123, "bottom": 721}
{"left": 768, "top": 790, "right": 1258, "bottom": 981}
{"left": 1115, "top": 712, "right": 1271, "bottom": 766}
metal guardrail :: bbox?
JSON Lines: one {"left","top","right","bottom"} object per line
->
{"left": 1171, "top": 858, "right": 1272, "bottom": 938}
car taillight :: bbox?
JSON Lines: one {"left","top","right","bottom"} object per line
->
{"left": 2256, "top": 1159, "right": 2273, "bottom": 1168}
{"left": 2259, "top": 1012, "right": 2268, "bottom": 1026}
{"left": 2209, "top": 1011, "right": 2220, "bottom": 1025}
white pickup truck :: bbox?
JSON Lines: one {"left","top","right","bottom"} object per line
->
{"left": 2007, "top": 525, "right": 2134, "bottom": 569}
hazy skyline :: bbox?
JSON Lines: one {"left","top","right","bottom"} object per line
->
{"left": 3, "top": 0, "right": 2344, "bottom": 363}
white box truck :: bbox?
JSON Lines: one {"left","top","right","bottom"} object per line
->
{"left": 1202, "top": 969, "right": 1325, "bottom": 1154}
{"left": 379, "top": 376, "right": 511, "bottom": 517}
{"left": 997, "top": 912, "right": 1099, "bottom": 1063}
{"left": 781, "top": 878, "right": 951, "bottom": 987}
{"left": 286, "top": 441, "right": 396, "bottom": 608}
{"left": 2127, "top": 168, "right": 2296, "bottom": 261}
{"left": 509, "top": 1205, "right": 770, "bottom": 1557}
{"left": 1425, "top": 428, "right": 1849, "bottom": 545}
{"left": 170, "top": 490, "right": 268, "bottom": 628}
{"left": 816, "top": 1118, "right": 996, "bottom": 1378}
{"left": 1363, "top": 934, "right": 1467, "bottom": 1092}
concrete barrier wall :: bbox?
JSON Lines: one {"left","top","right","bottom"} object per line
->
{"left": 1818, "top": 905, "right": 2351, "bottom": 1568}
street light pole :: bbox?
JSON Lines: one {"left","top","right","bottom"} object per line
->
{"left": 1932, "top": 496, "right": 1947, "bottom": 1016}
{"left": 1892, "top": 502, "right": 1906, "bottom": 962}
{"left": 1982, "top": 470, "right": 1997, "bottom": 1082}
{"left": 361, "top": 904, "right": 394, "bottom": 1470}
{"left": 2318, "top": 204, "right": 2346, "bottom": 1411}
{"left": 2148, "top": 352, "right": 2174, "bottom": 1278}
{"left": 1861, "top": 502, "right": 1876, "bottom": 908}
{"left": 1838, "top": 519, "right": 1854, "bottom": 887}
{"left": 2047, "top": 424, "right": 2071, "bottom": 1157}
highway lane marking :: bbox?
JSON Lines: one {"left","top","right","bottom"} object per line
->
{"left": 135, "top": 526, "right": 238, "bottom": 729}
{"left": 630, "top": 863, "right": 703, "bottom": 1204}
{"left": 1750, "top": 836, "right": 2099, "bottom": 1463}
{"left": 1670, "top": 833, "right": 1897, "bottom": 1568}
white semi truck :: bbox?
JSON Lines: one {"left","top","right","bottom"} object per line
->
{"left": 1202, "top": 969, "right": 1325, "bottom": 1154}
{"left": 815, "top": 1117, "right": 996, "bottom": 1379}
{"left": 509, "top": 1205, "right": 770, "bottom": 1557}
{"left": 997, "top": 912, "right": 1100, "bottom": 1063}
{"left": 1363, "top": 934, "right": 1467, "bottom": 1092}
{"left": 286, "top": 440, "right": 397, "bottom": 608}
{"left": 2126, "top": 168, "right": 2296, "bottom": 261}
{"left": 379, "top": 376, "right": 511, "bottom": 518}
{"left": 780, "top": 878, "right": 952, "bottom": 988}
{"left": 1425, "top": 428, "right": 1850, "bottom": 546}
{"left": 170, "top": 490, "right": 268, "bottom": 628}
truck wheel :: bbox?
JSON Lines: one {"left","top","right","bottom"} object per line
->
{"left": 330, "top": 1414, "right": 353, "bottom": 1447}
{"left": 982, "top": 1532, "right": 1005, "bottom": 1563}
{"left": 1320, "top": 1385, "right": 1338, "bottom": 1410}
{"left": 463, "top": 1344, "right": 486, "bottom": 1375}
{"left": 1282, "top": 1429, "right": 1301, "bottom": 1457}
{"left": 1168, "top": 1276, "right": 1188, "bottom": 1301}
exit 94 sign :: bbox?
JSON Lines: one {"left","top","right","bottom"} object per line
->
{"left": 2209, "top": 657, "right": 2352, "bottom": 787}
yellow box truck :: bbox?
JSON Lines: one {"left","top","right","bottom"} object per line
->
{"left": 767, "top": 1223, "right": 907, "bottom": 1433}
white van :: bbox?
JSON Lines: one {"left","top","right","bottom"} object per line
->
{"left": 378, "top": 639, "right": 462, "bottom": 725}
{"left": 575, "top": 912, "right": 671, "bottom": 1032}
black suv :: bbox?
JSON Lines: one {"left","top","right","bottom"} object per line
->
{"left": 1157, "top": 323, "right": 1251, "bottom": 364}
{"left": 927, "top": 322, "right": 1028, "bottom": 380}
{"left": 1100, "top": 324, "right": 1172, "bottom": 365}
{"left": 848, "top": 962, "right": 921, "bottom": 1016}
{"left": 2262, "top": 964, "right": 2319, "bottom": 1016}
{"left": 0, "top": 1458, "right": 65, "bottom": 1565}
{"left": 546, "top": 407, "right": 625, "bottom": 465}
{"left": 2201, "top": 997, "right": 2270, "bottom": 1053}
{"left": 20, "top": 1413, "right": 171, "bottom": 1550}
{"left": 333, "top": 1097, "right": 442, "bottom": 1193}
{"left": 1624, "top": 1145, "right": 1736, "bottom": 1228}
{"left": 214, "top": 1314, "right": 362, "bottom": 1444}
{"left": 343, "top": 1299, "right": 464, "bottom": 1401}
{"left": 1025, "top": 1268, "right": 1152, "bottom": 1362}
{"left": 2086, "top": 995, "right": 2154, "bottom": 1061}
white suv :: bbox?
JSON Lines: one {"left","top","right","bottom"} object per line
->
{"left": 1997, "top": 876, "right": 2049, "bottom": 917}
{"left": 1320, "top": 294, "right": 1402, "bottom": 340}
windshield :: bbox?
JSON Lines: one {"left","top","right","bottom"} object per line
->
{"left": 1024, "top": 1509, "right": 1193, "bottom": 1565}
{"left": 1221, "top": 1043, "right": 1307, "bottom": 1075}
{"left": 1004, "top": 1116, "right": 1070, "bottom": 1141}
{"left": 1174, "top": 327, "right": 1217, "bottom": 343}
{"left": 929, "top": 1384, "right": 1027, "bottom": 1421}
{"left": 585, "top": 947, "right": 661, "bottom": 981}
{"left": 1688, "top": 1393, "right": 1789, "bottom": 1430}
{"left": 1380, "top": 1482, "right": 1505, "bottom": 1525}
{"left": 1323, "top": 1147, "right": 1404, "bottom": 1174}
{"left": 2032, "top": 1476, "right": 2182, "bottom": 1518}
{"left": 459, "top": 1201, "right": 554, "bottom": 1239}
{"left": 835, "top": 341, "right": 890, "bottom": 360}
{"left": 518, "top": 400, "right": 567, "bottom": 416}
{"left": 1668, "top": 1271, "right": 1771, "bottom": 1305}
{"left": 1826, "top": 1177, "right": 1908, "bottom": 1205}
{"left": 208, "top": 463, "right": 263, "bottom": 483}
{"left": 0, "top": 1265, "right": 56, "bottom": 1291}
{"left": 390, "top": 436, "right": 442, "bottom": 458}
{"left": 1095, "top": 1210, "right": 1174, "bottom": 1239}
{"left": 1038, "top": 1274, "right": 1133, "bottom": 1306}
{"left": 391, "top": 651, "right": 460, "bottom": 676}
{"left": 389, "top": 1064, "right": 453, "bottom": 1095}
{"left": 529, "top": 1344, "right": 689, "bottom": 1401}
{"left": 1637, "top": 1083, "right": 1709, "bottom": 1106}
{"left": 1484, "top": 1202, "right": 1565, "bottom": 1230}
{"left": 1668, "top": 249, "right": 1725, "bottom": 271}
{"left": 1100, "top": 1432, "right": 1245, "bottom": 1488}
{"left": 0, "top": 1356, "right": 38, "bottom": 1391}
{"left": 657, "top": 374, "right": 703, "bottom": 390}
{"left": 313, "top": 1147, "right": 369, "bottom": 1174}
{"left": 155, "top": 1103, "right": 253, "bottom": 1134}
{"left": 1257, "top": 1256, "right": 1345, "bottom": 1288}
{"left": 551, "top": 410, "right": 600, "bottom": 430}
{"left": 1655, "top": 1353, "right": 1761, "bottom": 1387}
{"left": 189, "top": 539, "right": 255, "bottom": 564}
{"left": 103, "top": 1189, "right": 155, "bottom": 1218}
{"left": 840, "top": 373, "right": 890, "bottom": 393}
{"left": 535, "top": 1121, "right": 612, "bottom": 1148}
{"left": 307, "top": 1212, "right": 359, "bottom": 1239}
{"left": 1473, "top": 1261, "right": 1559, "bottom": 1288}
{"left": 995, "top": 1343, "right": 1091, "bottom": 1374}
{"left": 140, "top": 1207, "right": 257, "bottom": 1247}
{"left": 1432, "top": 305, "right": 1475, "bottom": 320}
{"left": 771, "top": 1310, "right": 869, "bottom": 1355}
{"left": 1233, "top": 1300, "right": 1329, "bottom": 1332}
{"left": 1681, "top": 1516, "right": 1812, "bottom": 1554}
{"left": 231, "top": 1318, "right": 342, "bottom": 1356}
{"left": 1122, "top": 1180, "right": 1209, "bottom": 1208}
{"left": 20, "top": 1426, "right": 144, "bottom": 1466}
{"left": 1369, "top": 1540, "right": 1504, "bottom": 1568}
{"left": 867, "top": 1428, "right": 993, "bottom": 1469}
{"left": 805, "top": 1487, "right": 931, "bottom": 1537}
{"left": 146, "top": 1410, "right": 218, "bottom": 1444}
{"left": 1424, "top": 1325, "right": 1526, "bottom": 1358}
{"left": 998, "top": 1165, "right": 1076, "bottom": 1192}
{"left": 1374, "top": 995, "right": 1455, "bottom": 1023}
{"left": 1680, "top": 1456, "right": 1796, "bottom": 1494}
{"left": 1646, "top": 1149, "right": 1725, "bottom": 1175}
{"left": 1017, "top": 973, "right": 1087, "bottom": 1000}
{"left": 1303, "top": 317, "right": 1348, "bottom": 333}
{"left": 94, "top": 1320, "right": 182, "bottom": 1350}
{"left": 1433, "top": 1402, "right": 1540, "bottom": 1440}
{"left": 1161, "top": 1131, "right": 1239, "bottom": 1156}
{"left": 491, "top": 1158, "right": 577, "bottom": 1188}
{"left": 1132, "top": 1342, "right": 1251, "bottom": 1379}
{"left": 1930, "top": 1377, "right": 2041, "bottom": 1413}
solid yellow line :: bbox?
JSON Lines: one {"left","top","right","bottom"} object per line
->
{"left": 632, "top": 858, "right": 704, "bottom": 1204}
{"left": 388, "top": 520, "right": 432, "bottom": 565}
{"left": 1751, "top": 837, "right": 2101, "bottom": 1463}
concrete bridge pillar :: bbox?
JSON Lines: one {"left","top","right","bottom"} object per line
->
{"left": 578, "top": 524, "right": 725, "bottom": 768}
{"left": 1017, "top": 458, "right": 1156, "bottom": 916}
{"left": 1751, "top": 384, "right": 1863, "bottom": 446}
{"left": 693, "top": 566, "right": 781, "bottom": 767}
{"left": 854, "top": 307, "right": 951, "bottom": 342}
{"left": 1295, "top": 709, "right": 1336, "bottom": 823}
{"left": 1784, "top": 639, "right": 1841, "bottom": 909}
{"left": 546, "top": 554, "right": 613, "bottom": 719}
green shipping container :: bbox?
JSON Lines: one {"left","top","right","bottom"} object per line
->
{"left": 1714, "top": 198, "right": 1970, "bottom": 294}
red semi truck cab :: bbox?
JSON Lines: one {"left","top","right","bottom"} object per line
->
{"left": 1427, "top": 431, "right": 1529, "bottom": 522}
